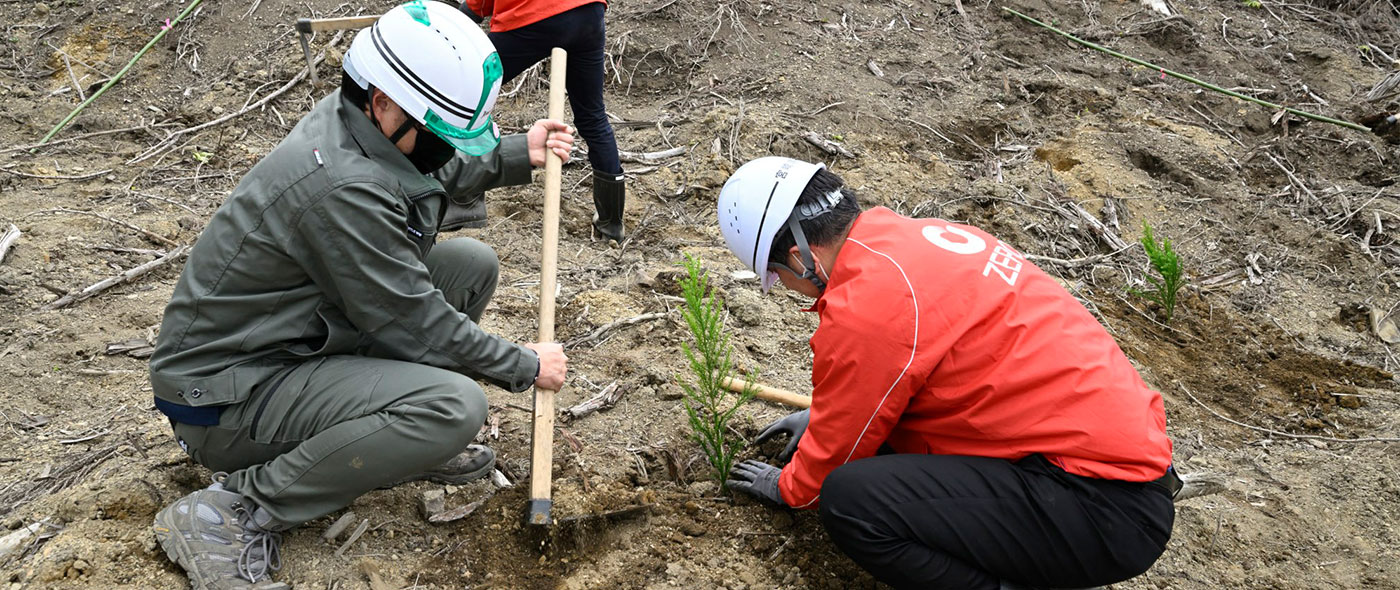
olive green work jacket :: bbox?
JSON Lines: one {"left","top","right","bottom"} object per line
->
{"left": 149, "top": 90, "right": 538, "bottom": 414}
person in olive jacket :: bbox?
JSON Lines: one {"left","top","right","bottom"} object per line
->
{"left": 149, "top": 3, "right": 573, "bottom": 588}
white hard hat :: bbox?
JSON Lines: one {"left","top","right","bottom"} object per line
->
{"left": 717, "top": 157, "right": 825, "bottom": 292}
{"left": 343, "top": 0, "right": 502, "bottom": 155}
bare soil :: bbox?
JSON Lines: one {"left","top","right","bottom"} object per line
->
{"left": 2, "top": 0, "right": 1400, "bottom": 588}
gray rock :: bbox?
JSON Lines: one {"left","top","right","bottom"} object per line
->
{"left": 419, "top": 489, "right": 446, "bottom": 518}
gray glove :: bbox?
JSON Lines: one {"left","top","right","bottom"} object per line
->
{"left": 754, "top": 409, "right": 809, "bottom": 462}
{"left": 726, "top": 459, "right": 786, "bottom": 506}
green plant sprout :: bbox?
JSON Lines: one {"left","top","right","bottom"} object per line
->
{"left": 676, "top": 253, "right": 756, "bottom": 490}
{"left": 1241, "top": 0, "right": 1263, "bottom": 8}
{"left": 1136, "top": 222, "right": 1185, "bottom": 324}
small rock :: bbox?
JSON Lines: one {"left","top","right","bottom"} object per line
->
{"left": 419, "top": 489, "right": 446, "bottom": 518}
{"left": 32, "top": 3, "right": 49, "bottom": 16}
{"left": 679, "top": 521, "right": 706, "bottom": 537}
{"left": 687, "top": 480, "right": 718, "bottom": 497}
{"left": 665, "top": 562, "right": 686, "bottom": 579}
{"left": 211, "top": 106, "right": 224, "bottom": 115}
{"left": 444, "top": 485, "right": 459, "bottom": 495}
{"left": 682, "top": 500, "right": 700, "bottom": 515}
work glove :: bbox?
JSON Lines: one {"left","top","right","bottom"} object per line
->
{"left": 726, "top": 460, "right": 786, "bottom": 506}
{"left": 754, "top": 409, "right": 809, "bottom": 462}
{"left": 457, "top": 2, "right": 484, "bottom": 23}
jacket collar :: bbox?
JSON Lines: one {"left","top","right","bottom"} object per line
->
{"left": 336, "top": 90, "right": 442, "bottom": 197}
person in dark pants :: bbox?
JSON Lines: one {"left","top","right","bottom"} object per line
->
{"left": 453, "top": 0, "right": 627, "bottom": 243}
{"left": 716, "top": 157, "right": 1181, "bottom": 590}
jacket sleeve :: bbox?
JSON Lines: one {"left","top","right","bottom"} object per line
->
{"left": 433, "top": 134, "right": 533, "bottom": 207}
{"left": 778, "top": 288, "right": 926, "bottom": 509}
{"left": 292, "top": 180, "right": 538, "bottom": 392}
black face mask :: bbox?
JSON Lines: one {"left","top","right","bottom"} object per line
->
{"left": 385, "top": 118, "right": 458, "bottom": 174}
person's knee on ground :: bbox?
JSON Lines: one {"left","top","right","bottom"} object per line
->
{"left": 424, "top": 238, "right": 500, "bottom": 322}
{"left": 410, "top": 373, "right": 489, "bottom": 468}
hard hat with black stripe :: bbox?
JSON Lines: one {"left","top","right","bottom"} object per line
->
{"left": 343, "top": 0, "right": 502, "bottom": 157}
{"left": 718, "top": 157, "right": 838, "bottom": 293}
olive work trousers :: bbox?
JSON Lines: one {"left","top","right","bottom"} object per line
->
{"left": 171, "top": 238, "right": 498, "bottom": 529}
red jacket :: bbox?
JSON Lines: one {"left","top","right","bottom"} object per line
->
{"left": 466, "top": 0, "right": 604, "bottom": 32}
{"left": 779, "top": 207, "right": 1172, "bottom": 509}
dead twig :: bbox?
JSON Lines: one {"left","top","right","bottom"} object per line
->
{"left": 801, "top": 131, "right": 856, "bottom": 158}
{"left": 564, "top": 311, "right": 668, "bottom": 348}
{"left": 25, "top": 208, "right": 178, "bottom": 247}
{"left": 561, "top": 381, "right": 624, "bottom": 421}
{"left": 1, "top": 167, "right": 112, "bottom": 181}
{"left": 46, "top": 245, "right": 190, "bottom": 310}
{"left": 1024, "top": 244, "right": 1134, "bottom": 269}
{"left": 0, "top": 224, "right": 19, "bottom": 264}
{"left": 1179, "top": 383, "right": 1400, "bottom": 443}
{"left": 335, "top": 519, "right": 370, "bottom": 557}
{"left": 618, "top": 146, "right": 688, "bottom": 164}
{"left": 0, "top": 122, "right": 176, "bottom": 156}
{"left": 131, "top": 30, "right": 348, "bottom": 163}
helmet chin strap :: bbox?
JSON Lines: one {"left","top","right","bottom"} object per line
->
{"left": 785, "top": 216, "right": 826, "bottom": 292}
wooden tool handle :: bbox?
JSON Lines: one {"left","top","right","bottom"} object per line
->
{"left": 528, "top": 47, "right": 568, "bottom": 526}
{"left": 720, "top": 376, "right": 812, "bottom": 409}
{"left": 295, "top": 15, "right": 380, "bottom": 34}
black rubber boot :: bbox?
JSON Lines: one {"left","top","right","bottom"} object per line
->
{"left": 591, "top": 169, "right": 626, "bottom": 243}
{"left": 439, "top": 192, "right": 486, "bottom": 231}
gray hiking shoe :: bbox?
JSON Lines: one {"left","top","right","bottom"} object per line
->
{"left": 385, "top": 444, "right": 496, "bottom": 488}
{"left": 153, "top": 473, "right": 286, "bottom": 590}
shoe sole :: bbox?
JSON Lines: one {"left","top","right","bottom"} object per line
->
{"left": 419, "top": 453, "right": 496, "bottom": 485}
{"left": 382, "top": 454, "right": 497, "bottom": 489}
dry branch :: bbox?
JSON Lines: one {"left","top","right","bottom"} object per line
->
{"left": 618, "top": 146, "right": 687, "bottom": 163}
{"left": 0, "top": 225, "right": 19, "bottom": 264}
{"left": 1180, "top": 383, "right": 1400, "bottom": 444}
{"left": 26, "top": 208, "right": 178, "bottom": 248}
{"left": 802, "top": 131, "right": 856, "bottom": 158}
{"left": 564, "top": 311, "right": 667, "bottom": 348}
{"left": 46, "top": 245, "right": 190, "bottom": 310}
{"left": 131, "top": 30, "right": 348, "bottom": 163}
{"left": 561, "top": 381, "right": 624, "bottom": 421}
{"left": 1024, "top": 245, "right": 1133, "bottom": 269}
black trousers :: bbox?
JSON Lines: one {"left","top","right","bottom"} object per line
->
{"left": 818, "top": 454, "right": 1174, "bottom": 590}
{"left": 488, "top": 2, "right": 621, "bottom": 175}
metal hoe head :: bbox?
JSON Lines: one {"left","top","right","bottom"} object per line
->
{"left": 526, "top": 499, "right": 552, "bottom": 526}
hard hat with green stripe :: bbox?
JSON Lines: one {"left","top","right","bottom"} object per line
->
{"left": 343, "top": 0, "right": 503, "bottom": 156}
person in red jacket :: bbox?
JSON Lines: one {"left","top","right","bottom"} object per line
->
{"left": 717, "top": 157, "right": 1180, "bottom": 590}
{"left": 453, "top": 0, "right": 626, "bottom": 243}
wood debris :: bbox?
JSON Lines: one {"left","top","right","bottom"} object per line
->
{"left": 0, "top": 224, "right": 19, "bottom": 264}
{"left": 322, "top": 511, "right": 357, "bottom": 542}
{"left": 427, "top": 499, "right": 485, "bottom": 524}
{"left": 46, "top": 245, "right": 190, "bottom": 310}
{"left": 334, "top": 518, "right": 370, "bottom": 557}
{"left": 801, "top": 131, "right": 856, "bottom": 158}
{"left": 105, "top": 337, "right": 155, "bottom": 358}
{"left": 561, "top": 381, "right": 624, "bottom": 422}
